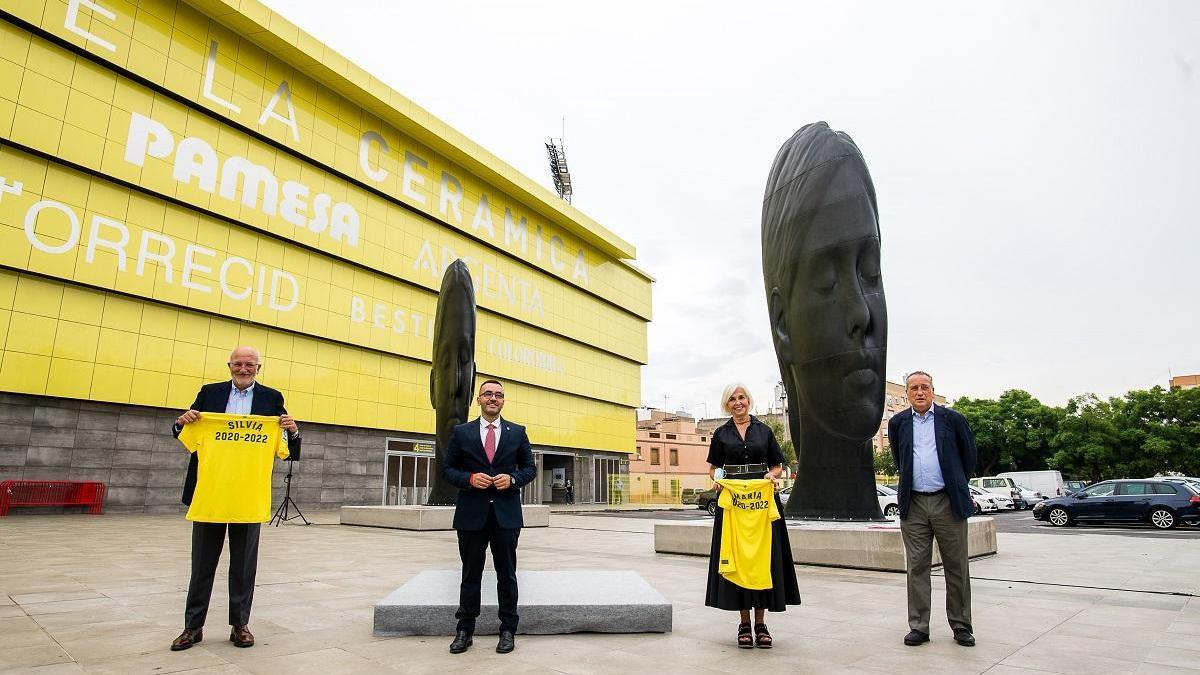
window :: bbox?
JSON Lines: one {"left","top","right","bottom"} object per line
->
{"left": 984, "top": 478, "right": 1007, "bottom": 489}
{"left": 1151, "top": 483, "right": 1178, "bottom": 495}
{"left": 669, "top": 448, "right": 679, "bottom": 466}
{"left": 635, "top": 445, "right": 642, "bottom": 460}
{"left": 701, "top": 436, "right": 707, "bottom": 442}
{"left": 666, "top": 434, "right": 676, "bottom": 440}
{"left": 1081, "top": 482, "right": 1116, "bottom": 497}
{"left": 652, "top": 479, "right": 660, "bottom": 494}
{"left": 649, "top": 432, "right": 660, "bottom": 438}
{"left": 650, "top": 448, "right": 660, "bottom": 465}
{"left": 1117, "top": 482, "right": 1148, "bottom": 496}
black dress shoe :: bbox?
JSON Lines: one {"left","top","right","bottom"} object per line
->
{"left": 954, "top": 628, "right": 976, "bottom": 647}
{"left": 496, "top": 630, "right": 515, "bottom": 654}
{"left": 449, "top": 630, "right": 472, "bottom": 654}
{"left": 903, "top": 629, "right": 929, "bottom": 646}
{"left": 170, "top": 627, "right": 202, "bottom": 651}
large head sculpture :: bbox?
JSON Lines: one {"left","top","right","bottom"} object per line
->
{"left": 762, "top": 122, "right": 886, "bottom": 441}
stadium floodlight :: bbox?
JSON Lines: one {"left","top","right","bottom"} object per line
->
{"left": 545, "top": 138, "right": 573, "bottom": 204}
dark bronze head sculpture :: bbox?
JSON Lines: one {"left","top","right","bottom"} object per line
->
{"left": 426, "top": 259, "right": 477, "bottom": 506}
{"left": 762, "top": 122, "right": 887, "bottom": 520}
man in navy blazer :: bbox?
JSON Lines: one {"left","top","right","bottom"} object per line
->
{"left": 888, "top": 371, "right": 977, "bottom": 649}
{"left": 442, "top": 379, "right": 537, "bottom": 655}
{"left": 168, "top": 346, "right": 300, "bottom": 652}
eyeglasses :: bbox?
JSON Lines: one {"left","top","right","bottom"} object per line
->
{"left": 229, "top": 362, "right": 260, "bottom": 370}
{"left": 479, "top": 392, "right": 505, "bottom": 399}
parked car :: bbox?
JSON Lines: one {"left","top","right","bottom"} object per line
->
{"left": 998, "top": 470, "right": 1066, "bottom": 498}
{"left": 1033, "top": 479, "right": 1200, "bottom": 529}
{"left": 971, "top": 484, "right": 1014, "bottom": 510}
{"left": 1063, "top": 480, "right": 1088, "bottom": 494}
{"left": 779, "top": 485, "right": 792, "bottom": 506}
{"left": 971, "top": 490, "right": 1000, "bottom": 514}
{"left": 1017, "top": 485, "right": 1045, "bottom": 508}
{"left": 970, "top": 476, "right": 1027, "bottom": 508}
{"left": 877, "top": 484, "right": 899, "bottom": 518}
{"left": 696, "top": 487, "right": 719, "bottom": 516}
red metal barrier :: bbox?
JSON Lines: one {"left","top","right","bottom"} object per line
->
{"left": 0, "top": 480, "right": 106, "bottom": 516}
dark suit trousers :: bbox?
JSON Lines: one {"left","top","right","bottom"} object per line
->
{"left": 185, "top": 522, "right": 260, "bottom": 628}
{"left": 456, "top": 506, "right": 520, "bottom": 633}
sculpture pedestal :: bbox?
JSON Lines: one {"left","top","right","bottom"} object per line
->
{"left": 654, "top": 517, "right": 997, "bottom": 572}
{"left": 339, "top": 504, "right": 550, "bottom": 530}
{"left": 374, "top": 570, "right": 672, "bottom": 635}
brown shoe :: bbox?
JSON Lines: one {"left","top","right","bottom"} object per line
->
{"left": 230, "top": 625, "right": 254, "bottom": 648}
{"left": 170, "top": 627, "right": 203, "bottom": 651}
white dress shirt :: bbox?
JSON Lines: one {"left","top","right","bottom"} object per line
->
{"left": 911, "top": 403, "right": 945, "bottom": 492}
{"left": 479, "top": 416, "right": 503, "bottom": 450}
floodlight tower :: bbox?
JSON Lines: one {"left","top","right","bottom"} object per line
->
{"left": 545, "top": 133, "right": 573, "bottom": 204}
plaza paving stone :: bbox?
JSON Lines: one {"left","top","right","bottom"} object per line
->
{"left": 0, "top": 510, "right": 1198, "bottom": 673}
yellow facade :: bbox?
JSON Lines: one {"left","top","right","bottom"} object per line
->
{"left": 0, "top": 0, "right": 649, "bottom": 454}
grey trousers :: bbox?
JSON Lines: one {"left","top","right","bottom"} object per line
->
{"left": 900, "top": 492, "right": 972, "bottom": 634}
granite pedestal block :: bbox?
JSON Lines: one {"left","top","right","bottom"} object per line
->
{"left": 340, "top": 504, "right": 550, "bottom": 530}
{"left": 655, "top": 517, "right": 997, "bottom": 572}
{"left": 374, "top": 570, "right": 672, "bottom": 636}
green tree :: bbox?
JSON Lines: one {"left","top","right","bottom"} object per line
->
{"left": 953, "top": 390, "right": 1063, "bottom": 475}
{"left": 873, "top": 446, "right": 897, "bottom": 477}
{"left": 1047, "top": 394, "right": 1121, "bottom": 482}
{"left": 764, "top": 419, "right": 796, "bottom": 467}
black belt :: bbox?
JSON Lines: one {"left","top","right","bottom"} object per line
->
{"left": 913, "top": 489, "right": 945, "bottom": 496}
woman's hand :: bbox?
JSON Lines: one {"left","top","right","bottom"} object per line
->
{"left": 764, "top": 471, "right": 780, "bottom": 491}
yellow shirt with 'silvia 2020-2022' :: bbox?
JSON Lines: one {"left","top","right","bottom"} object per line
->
{"left": 178, "top": 413, "right": 290, "bottom": 523}
{"left": 716, "top": 478, "right": 779, "bottom": 590}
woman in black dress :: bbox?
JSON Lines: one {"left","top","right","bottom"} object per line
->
{"left": 705, "top": 383, "right": 801, "bottom": 648}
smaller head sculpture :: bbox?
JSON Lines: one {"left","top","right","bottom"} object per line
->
{"left": 762, "top": 122, "right": 886, "bottom": 441}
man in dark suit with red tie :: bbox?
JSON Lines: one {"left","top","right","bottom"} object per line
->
{"left": 442, "top": 379, "right": 537, "bottom": 655}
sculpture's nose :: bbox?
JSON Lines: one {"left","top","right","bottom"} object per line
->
{"left": 845, "top": 287, "right": 870, "bottom": 340}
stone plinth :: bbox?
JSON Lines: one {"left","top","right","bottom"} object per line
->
{"left": 339, "top": 504, "right": 550, "bottom": 530}
{"left": 655, "top": 517, "right": 997, "bottom": 572}
{"left": 374, "top": 570, "right": 672, "bottom": 636}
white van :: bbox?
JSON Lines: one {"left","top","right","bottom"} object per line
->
{"left": 997, "top": 470, "right": 1065, "bottom": 498}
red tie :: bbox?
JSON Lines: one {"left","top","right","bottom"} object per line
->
{"left": 484, "top": 423, "right": 497, "bottom": 463}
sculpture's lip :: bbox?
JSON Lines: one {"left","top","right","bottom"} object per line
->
{"left": 843, "top": 368, "right": 878, "bottom": 388}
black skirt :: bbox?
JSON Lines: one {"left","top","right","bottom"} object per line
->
{"left": 705, "top": 490, "right": 802, "bottom": 612}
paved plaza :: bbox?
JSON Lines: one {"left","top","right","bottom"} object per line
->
{"left": 1, "top": 510, "right": 1199, "bottom": 674}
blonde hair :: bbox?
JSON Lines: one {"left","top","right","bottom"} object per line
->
{"left": 720, "top": 383, "right": 754, "bottom": 414}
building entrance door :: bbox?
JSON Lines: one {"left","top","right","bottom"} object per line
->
{"left": 383, "top": 439, "right": 436, "bottom": 505}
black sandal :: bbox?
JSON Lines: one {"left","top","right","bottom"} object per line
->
{"left": 755, "top": 623, "right": 773, "bottom": 649}
{"left": 737, "top": 622, "right": 753, "bottom": 649}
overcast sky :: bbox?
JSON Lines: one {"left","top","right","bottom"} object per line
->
{"left": 261, "top": 0, "right": 1199, "bottom": 414}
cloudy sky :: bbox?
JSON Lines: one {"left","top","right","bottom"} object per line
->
{"left": 261, "top": 0, "right": 1199, "bottom": 413}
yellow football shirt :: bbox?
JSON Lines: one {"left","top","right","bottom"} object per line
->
{"left": 178, "top": 413, "right": 290, "bottom": 523}
{"left": 716, "top": 478, "right": 779, "bottom": 590}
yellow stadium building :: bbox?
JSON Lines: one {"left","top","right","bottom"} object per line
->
{"left": 0, "top": 0, "right": 649, "bottom": 510}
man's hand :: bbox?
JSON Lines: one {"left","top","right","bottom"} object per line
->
{"left": 493, "top": 474, "right": 513, "bottom": 490}
{"left": 279, "top": 414, "right": 298, "bottom": 434}
{"left": 177, "top": 409, "right": 200, "bottom": 426}
{"left": 470, "top": 473, "right": 493, "bottom": 489}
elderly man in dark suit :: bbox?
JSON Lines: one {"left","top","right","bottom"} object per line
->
{"left": 169, "top": 346, "right": 301, "bottom": 652}
{"left": 888, "top": 370, "right": 978, "bottom": 648}
{"left": 442, "top": 379, "right": 537, "bottom": 655}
